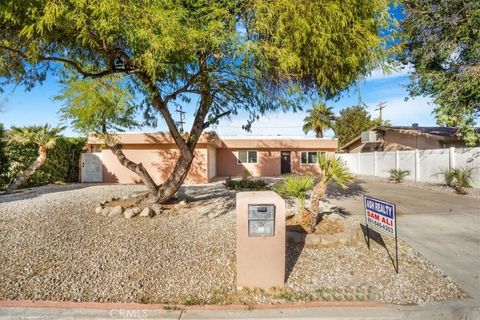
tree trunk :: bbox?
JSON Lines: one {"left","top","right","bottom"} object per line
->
{"left": 109, "top": 143, "right": 159, "bottom": 196}
{"left": 308, "top": 179, "right": 327, "bottom": 231}
{"left": 315, "top": 130, "right": 324, "bottom": 138}
{"left": 5, "top": 146, "right": 48, "bottom": 193}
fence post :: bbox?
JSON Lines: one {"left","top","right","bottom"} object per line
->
{"left": 357, "top": 153, "right": 361, "bottom": 174}
{"left": 415, "top": 149, "right": 420, "bottom": 182}
{"left": 374, "top": 151, "right": 378, "bottom": 176}
{"left": 449, "top": 147, "right": 456, "bottom": 170}
{"left": 395, "top": 150, "right": 400, "bottom": 170}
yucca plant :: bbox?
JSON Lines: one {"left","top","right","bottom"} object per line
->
{"left": 5, "top": 124, "right": 65, "bottom": 193}
{"left": 308, "top": 154, "right": 355, "bottom": 231}
{"left": 389, "top": 169, "right": 410, "bottom": 183}
{"left": 274, "top": 174, "right": 315, "bottom": 210}
{"left": 438, "top": 167, "right": 476, "bottom": 195}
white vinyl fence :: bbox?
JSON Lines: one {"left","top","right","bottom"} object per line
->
{"left": 337, "top": 147, "right": 480, "bottom": 188}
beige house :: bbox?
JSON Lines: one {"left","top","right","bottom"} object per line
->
{"left": 82, "top": 132, "right": 337, "bottom": 184}
{"left": 341, "top": 126, "right": 480, "bottom": 153}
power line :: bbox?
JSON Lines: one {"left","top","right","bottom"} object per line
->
{"left": 375, "top": 101, "right": 387, "bottom": 122}
{"left": 175, "top": 106, "right": 186, "bottom": 133}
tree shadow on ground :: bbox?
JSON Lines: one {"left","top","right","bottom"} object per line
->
{"left": 325, "top": 179, "right": 366, "bottom": 199}
{"left": 176, "top": 182, "right": 235, "bottom": 202}
{"left": 0, "top": 183, "right": 94, "bottom": 204}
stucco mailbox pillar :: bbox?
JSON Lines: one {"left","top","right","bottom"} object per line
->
{"left": 236, "top": 191, "right": 285, "bottom": 289}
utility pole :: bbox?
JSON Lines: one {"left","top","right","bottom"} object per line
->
{"left": 375, "top": 101, "right": 387, "bottom": 123}
{"left": 175, "top": 106, "right": 186, "bottom": 133}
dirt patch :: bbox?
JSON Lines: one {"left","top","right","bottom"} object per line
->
{"left": 315, "top": 219, "right": 344, "bottom": 235}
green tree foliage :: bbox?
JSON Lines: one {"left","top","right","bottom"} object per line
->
{"left": 56, "top": 76, "right": 139, "bottom": 134}
{"left": 333, "top": 106, "right": 377, "bottom": 147}
{"left": 0, "top": 0, "right": 392, "bottom": 202}
{"left": 396, "top": 0, "right": 480, "bottom": 146}
{"left": 302, "top": 103, "right": 334, "bottom": 138}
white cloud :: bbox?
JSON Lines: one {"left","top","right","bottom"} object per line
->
{"left": 364, "top": 64, "right": 414, "bottom": 81}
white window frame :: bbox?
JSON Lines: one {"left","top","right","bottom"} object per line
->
{"left": 237, "top": 150, "right": 258, "bottom": 164}
{"left": 300, "top": 151, "right": 327, "bottom": 165}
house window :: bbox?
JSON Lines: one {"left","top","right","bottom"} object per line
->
{"left": 300, "top": 151, "right": 326, "bottom": 164}
{"left": 238, "top": 150, "right": 258, "bottom": 164}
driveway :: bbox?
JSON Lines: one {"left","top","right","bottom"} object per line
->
{"left": 326, "top": 176, "right": 480, "bottom": 215}
{"left": 326, "top": 176, "right": 480, "bottom": 317}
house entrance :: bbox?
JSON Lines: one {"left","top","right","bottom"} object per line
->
{"left": 280, "top": 151, "right": 291, "bottom": 174}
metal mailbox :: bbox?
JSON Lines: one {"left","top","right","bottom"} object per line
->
{"left": 248, "top": 204, "right": 275, "bottom": 237}
{"left": 236, "top": 191, "right": 285, "bottom": 289}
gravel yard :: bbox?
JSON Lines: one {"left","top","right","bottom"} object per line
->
{"left": 0, "top": 183, "right": 466, "bottom": 305}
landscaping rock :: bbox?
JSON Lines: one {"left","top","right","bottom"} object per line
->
{"left": 94, "top": 206, "right": 103, "bottom": 214}
{"left": 101, "top": 207, "right": 112, "bottom": 216}
{"left": 124, "top": 208, "right": 140, "bottom": 219}
{"left": 108, "top": 205, "right": 123, "bottom": 217}
{"left": 140, "top": 207, "right": 154, "bottom": 217}
{"left": 151, "top": 203, "right": 163, "bottom": 215}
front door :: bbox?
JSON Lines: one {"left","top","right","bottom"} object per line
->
{"left": 280, "top": 151, "right": 291, "bottom": 174}
{"left": 81, "top": 152, "right": 103, "bottom": 182}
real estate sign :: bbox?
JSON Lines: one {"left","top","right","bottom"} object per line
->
{"left": 364, "top": 196, "right": 396, "bottom": 238}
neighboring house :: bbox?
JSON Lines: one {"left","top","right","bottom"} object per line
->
{"left": 82, "top": 132, "right": 337, "bottom": 184}
{"left": 341, "top": 126, "right": 480, "bottom": 153}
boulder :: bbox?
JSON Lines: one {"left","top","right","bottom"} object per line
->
{"left": 95, "top": 206, "right": 103, "bottom": 214}
{"left": 108, "top": 205, "right": 124, "bottom": 217}
{"left": 140, "top": 207, "right": 154, "bottom": 217}
{"left": 151, "top": 203, "right": 163, "bottom": 215}
{"left": 124, "top": 208, "right": 140, "bottom": 219}
{"left": 101, "top": 207, "right": 112, "bottom": 216}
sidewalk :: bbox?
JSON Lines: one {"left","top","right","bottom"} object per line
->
{"left": 0, "top": 299, "right": 477, "bottom": 320}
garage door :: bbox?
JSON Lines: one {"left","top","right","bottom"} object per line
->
{"left": 81, "top": 153, "right": 103, "bottom": 182}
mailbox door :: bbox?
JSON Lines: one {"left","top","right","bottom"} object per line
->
{"left": 248, "top": 204, "right": 275, "bottom": 237}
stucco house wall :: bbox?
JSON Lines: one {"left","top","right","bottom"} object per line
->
{"left": 101, "top": 144, "right": 209, "bottom": 184}
{"left": 83, "top": 132, "right": 338, "bottom": 184}
{"left": 382, "top": 130, "right": 440, "bottom": 151}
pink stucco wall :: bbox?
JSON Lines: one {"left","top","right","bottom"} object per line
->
{"left": 101, "top": 144, "right": 209, "bottom": 184}
{"left": 216, "top": 148, "right": 331, "bottom": 177}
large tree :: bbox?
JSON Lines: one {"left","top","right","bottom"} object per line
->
{"left": 397, "top": 0, "right": 480, "bottom": 146}
{"left": 302, "top": 103, "right": 334, "bottom": 138}
{"left": 0, "top": 0, "right": 391, "bottom": 203}
{"left": 333, "top": 106, "right": 377, "bottom": 147}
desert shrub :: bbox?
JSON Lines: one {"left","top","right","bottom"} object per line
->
{"left": 224, "top": 175, "right": 267, "bottom": 191}
{"left": 0, "top": 136, "right": 86, "bottom": 190}
{"left": 389, "top": 169, "right": 410, "bottom": 183}
{"left": 274, "top": 174, "right": 315, "bottom": 209}
{"left": 437, "top": 166, "right": 476, "bottom": 195}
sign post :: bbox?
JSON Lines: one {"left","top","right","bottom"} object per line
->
{"left": 364, "top": 196, "right": 398, "bottom": 274}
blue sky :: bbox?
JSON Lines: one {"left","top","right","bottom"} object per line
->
{"left": 0, "top": 65, "right": 437, "bottom": 138}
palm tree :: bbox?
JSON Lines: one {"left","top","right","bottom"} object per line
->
{"left": 306, "top": 154, "right": 355, "bottom": 232}
{"left": 302, "top": 102, "right": 335, "bottom": 138}
{"left": 5, "top": 124, "right": 65, "bottom": 193}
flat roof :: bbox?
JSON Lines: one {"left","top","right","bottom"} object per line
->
{"left": 87, "top": 132, "right": 338, "bottom": 150}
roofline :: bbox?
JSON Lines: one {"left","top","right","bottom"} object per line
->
{"left": 340, "top": 126, "right": 472, "bottom": 150}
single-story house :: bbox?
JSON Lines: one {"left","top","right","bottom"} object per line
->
{"left": 340, "top": 126, "right": 480, "bottom": 153}
{"left": 81, "top": 132, "right": 338, "bottom": 184}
